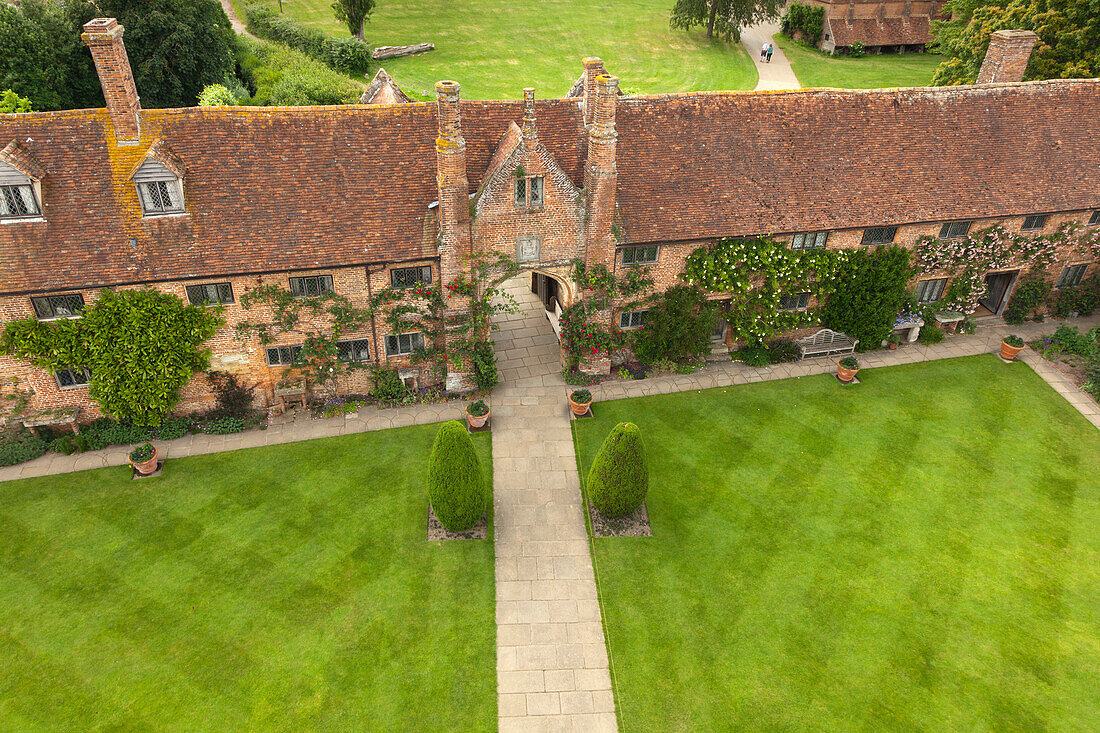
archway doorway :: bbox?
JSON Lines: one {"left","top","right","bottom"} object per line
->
{"left": 531, "top": 271, "right": 560, "bottom": 312}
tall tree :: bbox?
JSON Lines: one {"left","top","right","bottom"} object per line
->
{"left": 670, "top": 0, "right": 782, "bottom": 41}
{"left": 932, "top": 0, "right": 1100, "bottom": 85}
{"left": 331, "top": 0, "right": 375, "bottom": 40}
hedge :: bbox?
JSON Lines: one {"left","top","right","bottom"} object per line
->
{"left": 427, "top": 420, "right": 486, "bottom": 531}
{"left": 245, "top": 5, "right": 372, "bottom": 74}
{"left": 239, "top": 37, "right": 362, "bottom": 106}
{"left": 587, "top": 422, "right": 649, "bottom": 518}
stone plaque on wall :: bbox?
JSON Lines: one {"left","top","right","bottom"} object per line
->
{"left": 517, "top": 235, "right": 541, "bottom": 263}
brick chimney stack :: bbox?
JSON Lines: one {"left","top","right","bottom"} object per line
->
{"left": 581, "top": 57, "right": 607, "bottom": 127}
{"left": 434, "top": 80, "right": 472, "bottom": 279}
{"left": 584, "top": 74, "right": 618, "bottom": 269}
{"left": 976, "top": 30, "right": 1039, "bottom": 84}
{"left": 522, "top": 87, "right": 538, "bottom": 142}
{"left": 81, "top": 18, "right": 141, "bottom": 144}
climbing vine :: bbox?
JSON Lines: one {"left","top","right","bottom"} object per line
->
{"left": 559, "top": 260, "right": 653, "bottom": 368}
{"left": 681, "top": 237, "right": 850, "bottom": 345}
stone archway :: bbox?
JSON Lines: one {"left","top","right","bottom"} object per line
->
{"left": 490, "top": 273, "right": 570, "bottom": 386}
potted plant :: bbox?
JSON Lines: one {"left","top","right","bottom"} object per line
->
{"left": 465, "top": 399, "right": 490, "bottom": 429}
{"left": 837, "top": 356, "right": 861, "bottom": 383}
{"left": 887, "top": 333, "right": 901, "bottom": 350}
{"left": 129, "top": 441, "right": 158, "bottom": 475}
{"left": 1000, "top": 334, "right": 1025, "bottom": 361}
{"left": 569, "top": 388, "right": 593, "bottom": 416}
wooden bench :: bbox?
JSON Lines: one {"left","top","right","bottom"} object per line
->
{"left": 797, "top": 329, "right": 859, "bottom": 359}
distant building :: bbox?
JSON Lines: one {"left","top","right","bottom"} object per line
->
{"left": 809, "top": 0, "right": 941, "bottom": 54}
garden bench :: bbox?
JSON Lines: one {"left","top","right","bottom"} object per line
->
{"left": 797, "top": 329, "right": 858, "bottom": 359}
{"left": 22, "top": 407, "right": 82, "bottom": 436}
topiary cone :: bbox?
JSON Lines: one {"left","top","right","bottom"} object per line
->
{"left": 587, "top": 422, "right": 649, "bottom": 518}
{"left": 427, "top": 420, "right": 486, "bottom": 531}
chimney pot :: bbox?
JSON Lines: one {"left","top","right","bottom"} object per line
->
{"left": 82, "top": 17, "right": 141, "bottom": 144}
{"left": 522, "top": 87, "right": 538, "bottom": 140}
{"left": 581, "top": 57, "right": 607, "bottom": 127}
{"left": 976, "top": 29, "right": 1039, "bottom": 84}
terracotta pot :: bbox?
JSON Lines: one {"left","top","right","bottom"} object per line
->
{"left": 569, "top": 396, "right": 592, "bottom": 416}
{"left": 836, "top": 361, "right": 861, "bottom": 383}
{"left": 466, "top": 407, "right": 490, "bottom": 429}
{"left": 1000, "top": 340, "right": 1024, "bottom": 360}
{"left": 131, "top": 446, "right": 159, "bottom": 475}
{"left": 887, "top": 342, "right": 898, "bottom": 350}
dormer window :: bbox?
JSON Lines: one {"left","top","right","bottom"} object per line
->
{"left": 514, "top": 176, "right": 544, "bottom": 209}
{"left": 0, "top": 162, "right": 40, "bottom": 219}
{"left": 131, "top": 143, "right": 186, "bottom": 217}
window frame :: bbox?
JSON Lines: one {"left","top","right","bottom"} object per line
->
{"left": 861, "top": 226, "right": 898, "bottom": 246}
{"left": 385, "top": 332, "right": 425, "bottom": 357}
{"left": 136, "top": 178, "right": 185, "bottom": 216}
{"left": 337, "top": 338, "right": 372, "bottom": 363}
{"left": 31, "top": 293, "right": 85, "bottom": 320}
{"left": 55, "top": 366, "right": 92, "bottom": 390}
{"left": 938, "top": 221, "right": 973, "bottom": 239}
{"left": 618, "top": 310, "right": 648, "bottom": 329}
{"left": 288, "top": 274, "right": 334, "bottom": 299}
{"left": 513, "top": 175, "right": 545, "bottom": 209}
{"left": 1056, "top": 264, "right": 1089, "bottom": 289}
{"left": 390, "top": 265, "right": 433, "bottom": 289}
{"left": 1088, "top": 210, "right": 1100, "bottom": 226}
{"left": 915, "top": 277, "right": 948, "bottom": 303}
{"left": 0, "top": 183, "right": 41, "bottom": 219}
{"left": 185, "top": 282, "right": 234, "bottom": 306}
{"left": 790, "top": 231, "right": 828, "bottom": 250}
{"left": 1021, "top": 214, "right": 1048, "bottom": 231}
{"left": 265, "top": 345, "right": 303, "bottom": 366}
{"left": 778, "top": 292, "right": 811, "bottom": 311}
{"left": 620, "top": 245, "right": 659, "bottom": 266}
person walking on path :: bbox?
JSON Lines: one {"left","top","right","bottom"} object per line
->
{"left": 766, "top": 43, "right": 774, "bottom": 63}
{"left": 761, "top": 41, "right": 769, "bottom": 62}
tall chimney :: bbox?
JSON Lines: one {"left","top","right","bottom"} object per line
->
{"left": 522, "top": 87, "right": 538, "bottom": 142}
{"left": 81, "top": 18, "right": 141, "bottom": 144}
{"left": 434, "top": 80, "right": 472, "bottom": 279}
{"left": 976, "top": 30, "right": 1039, "bottom": 84}
{"left": 584, "top": 74, "right": 618, "bottom": 269}
{"left": 581, "top": 57, "right": 607, "bottom": 127}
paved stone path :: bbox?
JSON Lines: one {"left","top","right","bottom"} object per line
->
{"left": 218, "top": 0, "right": 256, "bottom": 39}
{"left": 741, "top": 20, "right": 802, "bottom": 91}
{"left": 490, "top": 277, "right": 617, "bottom": 732}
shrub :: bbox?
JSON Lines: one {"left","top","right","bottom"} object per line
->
{"left": 239, "top": 37, "right": 361, "bottom": 106}
{"left": 630, "top": 285, "right": 718, "bottom": 365}
{"left": 155, "top": 417, "right": 190, "bottom": 441}
{"left": 48, "top": 434, "right": 76, "bottom": 455}
{"left": 1050, "top": 276, "right": 1100, "bottom": 317}
{"left": 0, "top": 427, "right": 46, "bottom": 467}
{"left": 587, "top": 422, "right": 649, "bottom": 518}
{"left": 570, "top": 389, "right": 592, "bottom": 403}
{"left": 426, "top": 420, "right": 486, "bottom": 531}
{"left": 821, "top": 245, "right": 912, "bottom": 352}
{"left": 129, "top": 441, "right": 155, "bottom": 463}
{"left": 1041, "top": 325, "right": 1097, "bottom": 358}
{"left": 370, "top": 367, "right": 407, "bottom": 403}
{"left": 195, "top": 416, "right": 249, "bottom": 434}
{"left": 245, "top": 5, "right": 325, "bottom": 58}
{"left": 467, "top": 399, "right": 489, "bottom": 417}
{"left": 321, "top": 36, "right": 373, "bottom": 74}
{"left": 848, "top": 40, "right": 866, "bottom": 58}
{"left": 766, "top": 339, "right": 801, "bottom": 363}
{"left": 471, "top": 340, "right": 499, "bottom": 391}
{"left": 198, "top": 84, "right": 238, "bottom": 107}
{"left": 780, "top": 3, "right": 825, "bottom": 44}
{"left": 737, "top": 344, "right": 770, "bottom": 367}
{"left": 207, "top": 371, "right": 256, "bottom": 418}
{"left": 1004, "top": 274, "right": 1050, "bottom": 324}
{"left": 1084, "top": 357, "right": 1100, "bottom": 399}
{"left": 919, "top": 324, "right": 945, "bottom": 344}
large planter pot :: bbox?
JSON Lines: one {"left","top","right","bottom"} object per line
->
{"left": 569, "top": 396, "right": 593, "bottom": 416}
{"left": 1000, "top": 340, "right": 1024, "bottom": 361}
{"left": 130, "top": 446, "right": 158, "bottom": 475}
{"left": 465, "top": 406, "right": 490, "bottom": 429}
{"left": 836, "top": 360, "right": 861, "bottom": 383}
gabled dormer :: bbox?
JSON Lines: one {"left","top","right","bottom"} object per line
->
{"left": 0, "top": 141, "right": 45, "bottom": 221}
{"left": 130, "top": 140, "right": 186, "bottom": 216}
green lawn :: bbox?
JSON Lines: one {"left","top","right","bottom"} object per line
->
{"left": 774, "top": 34, "right": 943, "bottom": 88}
{"left": 573, "top": 356, "right": 1100, "bottom": 730}
{"left": 0, "top": 424, "right": 495, "bottom": 731}
{"left": 236, "top": 0, "right": 757, "bottom": 99}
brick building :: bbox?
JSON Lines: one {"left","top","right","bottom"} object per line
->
{"left": 0, "top": 21, "right": 1097, "bottom": 419}
{"left": 809, "top": 0, "right": 941, "bottom": 53}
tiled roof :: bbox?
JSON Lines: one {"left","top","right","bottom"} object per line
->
{"left": 829, "top": 16, "right": 934, "bottom": 47}
{"left": 615, "top": 80, "right": 1100, "bottom": 244}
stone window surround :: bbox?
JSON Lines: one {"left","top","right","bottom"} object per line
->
{"left": 385, "top": 332, "right": 425, "bottom": 357}
{"left": 136, "top": 178, "right": 185, "bottom": 217}
{"left": 55, "top": 366, "right": 91, "bottom": 390}
{"left": 514, "top": 175, "right": 545, "bottom": 210}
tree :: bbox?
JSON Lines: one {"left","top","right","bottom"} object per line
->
{"left": 932, "top": 0, "right": 1100, "bottom": 85}
{"left": 670, "top": 0, "right": 783, "bottom": 41}
{"left": 820, "top": 246, "right": 912, "bottom": 351}
{"left": 0, "top": 289, "right": 223, "bottom": 425}
{"left": 427, "top": 420, "right": 486, "bottom": 531}
{"left": 331, "top": 0, "right": 375, "bottom": 40}
{"left": 587, "top": 422, "right": 649, "bottom": 519}
{"left": 0, "top": 89, "right": 33, "bottom": 113}
{"left": 198, "top": 83, "right": 238, "bottom": 106}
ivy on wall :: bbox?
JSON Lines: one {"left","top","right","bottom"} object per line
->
{"left": 681, "top": 237, "right": 850, "bottom": 345}
{"left": 913, "top": 221, "right": 1100, "bottom": 313}
{"left": 0, "top": 289, "right": 223, "bottom": 425}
